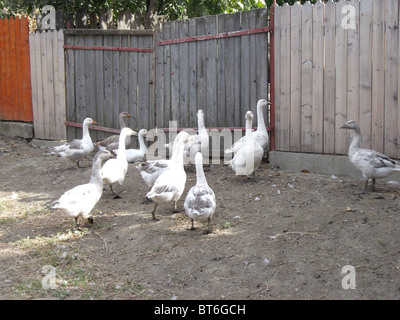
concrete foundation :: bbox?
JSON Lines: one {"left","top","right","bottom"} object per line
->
{"left": 269, "top": 150, "right": 400, "bottom": 184}
{"left": 0, "top": 121, "right": 34, "bottom": 139}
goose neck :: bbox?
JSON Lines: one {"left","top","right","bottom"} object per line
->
{"left": 119, "top": 115, "right": 127, "bottom": 129}
{"left": 117, "top": 133, "right": 128, "bottom": 159}
{"left": 195, "top": 158, "right": 208, "bottom": 186}
{"left": 139, "top": 133, "right": 148, "bottom": 153}
{"left": 257, "top": 104, "right": 266, "bottom": 131}
{"left": 171, "top": 140, "right": 186, "bottom": 166}
{"left": 349, "top": 129, "right": 361, "bottom": 157}
{"left": 90, "top": 157, "right": 104, "bottom": 187}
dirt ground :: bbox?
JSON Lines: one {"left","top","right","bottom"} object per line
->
{"left": 0, "top": 135, "right": 399, "bottom": 300}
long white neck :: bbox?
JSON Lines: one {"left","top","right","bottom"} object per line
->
{"left": 90, "top": 155, "right": 105, "bottom": 188}
{"left": 349, "top": 127, "right": 361, "bottom": 158}
{"left": 82, "top": 121, "right": 91, "bottom": 140}
{"left": 198, "top": 113, "right": 207, "bottom": 134}
{"left": 257, "top": 103, "right": 267, "bottom": 132}
{"left": 171, "top": 139, "right": 186, "bottom": 167}
{"left": 117, "top": 133, "right": 128, "bottom": 160}
{"left": 138, "top": 132, "right": 148, "bottom": 153}
{"left": 245, "top": 116, "right": 254, "bottom": 139}
{"left": 195, "top": 157, "right": 208, "bottom": 186}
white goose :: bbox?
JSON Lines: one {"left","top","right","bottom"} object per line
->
{"left": 100, "top": 127, "right": 137, "bottom": 197}
{"left": 185, "top": 109, "right": 209, "bottom": 162}
{"left": 165, "top": 109, "right": 209, "bottom": 163}
{"left": 136, "top": 132, "right": 194, "bottom": 189}
{"left": 53, "top": 117, "right": 97, "bottom": 168}
{"left": 96, "top": 112, "right": 133, "bottom": 152}
{"left": 227, "top": 111, "right": 264, "bottom": 179}
{"left": 341, "top": 120, "right": 400, "bottom": 193}
{"left": 145, "top": 131, "right": 191, "bottom": 221}
{"left": 115, "top": 129, "right": 148, "bottom": 163}
{"left": 184, "top": 152, "right": 216, "bottom": 234}
{"left": 225, "top": 99, "right": 269, "bottom": 154}
{"left": 48, "top": 150, "right": 113, "bottom": 226}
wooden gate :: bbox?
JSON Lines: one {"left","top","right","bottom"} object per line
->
{"left": 0, "top": 16, "right": 33, "bottom": 122}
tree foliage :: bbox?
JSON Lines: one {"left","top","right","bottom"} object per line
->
{"left": 1, "top": 0, "right": 330, "bottom": 20}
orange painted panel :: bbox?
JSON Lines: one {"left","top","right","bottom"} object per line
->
{"left": 0, "top": 16, "right": 33, "bottom": 122}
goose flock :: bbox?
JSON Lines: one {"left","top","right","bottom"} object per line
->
{"left": 49, "top": 99, "right": 400, "bottom": 232}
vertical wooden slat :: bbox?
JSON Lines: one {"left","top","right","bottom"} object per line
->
{"left": 384, "top": 0, "right": 399, "bottom": 157}
{"left": 188, "top": 18, "right": 198, "bottom": 128}
{"left": 347, "top": 0, "right": 360, "bottom": 131}
{"left": 94, "top": 33, "right": 106, "bottom": 141}
{"left": 358, "top": 0, "right": 373, "bottom": 151}
{"left": 274, "top": 5, "right": 281, "bottom": 150}
{"left": 371, "top": 0, "right": 385, "bottom": 154}
{"left": 19, "top": 17, "right": 33, "bottom": 122}
{"left": 300, "top": 2, "right": 313, "bottom": 152}
{"left": 289, "top": 2, "right": 302, "bottom": 152}
{"left": 323, "top": 0, "right": 336, "bottom": 154}
{"left": 205, "top": 15, "right": 218, "bottom": 127}
{"left": 65, "top": 33, "right": 76, "bottom": 139}
{"left": 3, "top": 18, "right": 12, "bottom": 120}
{"left": 54, "top": 30, "right": 67, "bottom": 139}
{"left": 170, "top": 20, "right": 180, "bottom": 125}
{"left": 34, "top": 32, "right": 45, "bottom": 138}
{"left": 178, "top": 20, "right": 189, "bottom": 127}
{"left": 312, "top": 1, "right": 324, "bottom": 153}
{"left": 29, "top": 33, "right": 38, "bottom": 133}
{"left": 335, "top": 0, "right": 348, "bottom": 155}
{"left": 13, "top": 17, "right": 22, "bottom": 120}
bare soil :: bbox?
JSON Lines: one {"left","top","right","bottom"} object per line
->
{"left": 0, "top": 136, "right": 399, "bottom": 300}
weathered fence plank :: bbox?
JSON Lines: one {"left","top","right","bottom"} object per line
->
{"left": 29, "top": 30, "right": 66, "bottom": 140}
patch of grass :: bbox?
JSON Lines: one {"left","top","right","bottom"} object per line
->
{"left": 0, "top": 217, "right": 14, "bottom": 224}
{"left": 0, "top": 198, "right": 11, "bottom": 213}
{"left": 13, "top": 228, "right": 106, "bottom": 299}
{"left": 115, "top": 279, "right": 146, "bottom": 297}
{"left": 219, "top": 221, "right": 234, "bottom": 230}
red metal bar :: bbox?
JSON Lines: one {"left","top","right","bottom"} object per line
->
{"left": 63, "top": 45, "right": 154, "bottom": 53}
{"left": 269, "top": 6, "right": 275, "bottom": 151}
{"left": 65, "top": 121, "right": 272, "bottom": 135}
{"left": 65, "top": 121, "right": 122, "bottom": 134}
{"left": 158, "top": 26, "right": 272, "bottom": 46}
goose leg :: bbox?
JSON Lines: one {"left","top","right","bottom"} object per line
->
{"left": 151, "top": 202, "right": 159, "bottom": 221}
{"left": 110, "top": 185, "right": 122, "bottom": 199}
{"left": 173, "top": 201, "right": 183, "bottom": 213}
{"left": 371, "top": 178, "right": 376, "bottom": 192}
{"left": 362, "top": 180, "right": 369, "bottom": 194}
{"left": 205, "top": 217, "right": 212, "bottom": 234}
{"left": 189, "top": 219, "right": 195, "bottom": 230}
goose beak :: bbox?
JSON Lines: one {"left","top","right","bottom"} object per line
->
{"left": 92, "top": 120, "right": 97, "bottom": 125}
{"left": 340, "top": 124, "right": 347, "bottom": 129}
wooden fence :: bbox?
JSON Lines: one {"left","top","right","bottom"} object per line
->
{"left": 274, "top": 0, "right": 400, "bottom": 159}
{"left": 61, "top": 8, "right": 270, "bottom": 145}
{"left": 29, "top": 30, "right": 67, "bottom": 139}
{"left": 63, "top": 29, "right": 155, "bottom": 143}
{"left": 0, "top": 16, "right": 33, "bottom": 122}
{"left": 155, "top": 9, "right": 269, "bottom": 129}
